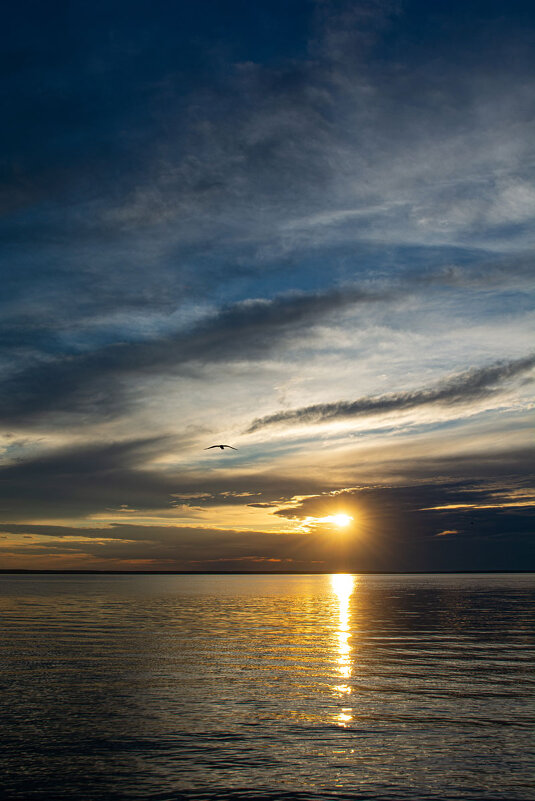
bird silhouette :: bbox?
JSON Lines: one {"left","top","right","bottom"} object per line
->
{"left": 204, "top": 445, "right": 238, "bottom": 451}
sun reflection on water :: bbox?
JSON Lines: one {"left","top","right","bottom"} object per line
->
{"left": 331, "top": 573, "right": 355, "bottom": 726}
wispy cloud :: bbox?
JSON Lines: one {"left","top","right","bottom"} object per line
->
{"left": 0, "top": 285, "right": 391, "bottom": 425}
{"left": 247, "top": 354, "right": 535, "bottom": 431}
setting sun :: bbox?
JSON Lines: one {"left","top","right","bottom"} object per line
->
{"left": 332, "top": 514, "right": 352, "bottom": 527}
{"left": 296, "top": 513, "right": 354, "bottom": 532}
{"left": 325, "top": 514, "right": 353, "bottom": 527}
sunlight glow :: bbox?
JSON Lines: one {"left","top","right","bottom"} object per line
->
{"left": 331, "top": 574, "right": 354, "bottom": 679}
{"left": 337, "top": 711, "right": 353, "bottom": 726}
{"left": 331, "top": 574, "right": 355, "bottom": 727}
{"left": 295, "top": 512, "right": 354, "bottom": 532}
{"left": 330, "top": 513, "right": 353, "bottom": 527}
{"left": 314, "top": 513, "right": 353, "bottom": 527}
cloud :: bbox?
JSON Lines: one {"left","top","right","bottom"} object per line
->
{"left": 0, "top": 436, "right": 180, "bottom": 520}
{"left": 0, "top": 2, "right": 533, "bottom": 573}
{"left": 247, "top": 353, "right": 535, "bottom": 431}
{"left": 2, "top": 255, "right": 531, "bottom": 429}
{"left": 269, "top": 480, "right": 535, "bottom": 570}
{"left": 0, "top": 433, "right": 325, "bottom": 521}
{"left": 1, "top": 2, "right": 534, "bottom": 436}
{"left": 0, "top": 285, "right": 391, "bottom": 425}
{"left": 0, "top": 521, "right": 324, "bottom": 570}
{"left": 1, "top": 473, "right": 533, "bottom": 571}
{"left": 0, "top": 422, "right": 533, "bottom": 525}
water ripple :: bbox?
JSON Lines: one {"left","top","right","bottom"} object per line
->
{"left": 1, "top": 573, "right": 533, "bottom": 800}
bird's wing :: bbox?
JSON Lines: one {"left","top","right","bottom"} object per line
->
{"left": 204, "top": 446, "right": 219, "bottom": 449}
{"left": 224, "top": 446, "right": 238, "bottom": 450}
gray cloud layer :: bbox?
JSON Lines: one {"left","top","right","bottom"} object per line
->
{"left": 0, "top": 285, "right": 390, "bottom": 425}
{"left": 247, "top": 354, "right": 535, "bottom": 431}
{"left": 2, "top": 0, "right": 533, "bottom": 343}
{"left": 3, "top": 257, "right": 530, "bottom": 428}
{"left": 1, "top": 424, "right": 532, "bottom": 524}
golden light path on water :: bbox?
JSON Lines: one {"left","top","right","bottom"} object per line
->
{"left": 331, "top": 573, "right": 355, "bottom": 727}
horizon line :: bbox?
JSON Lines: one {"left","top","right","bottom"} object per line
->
{"left": 1, "top": 569, "right": 533, "bottom": 576}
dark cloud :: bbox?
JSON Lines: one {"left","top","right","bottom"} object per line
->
{"left": 270, "top": 480, "right": 535, "bottom": 571}
{"left": 3, "top": 258, "right": 531, "bottom": 429}
{"left": 379, "top": 445, "right": 535, "bottom": 483}
{"left": 1, "top": 474, "right": 533, "bottom": 571}
{"left": 274, "top": 480, "right": 534, "bottom": 525}
{"left": 247, "top": 354, "right": 535, "bottom": 431}
{"left": 1, "top": 0, "right": 533, "bottom": 330}
{"left": 0, "top": 428, "right": 533, "bottom": 525}
{"left": 0, "top": 522, "right": 326, "bottom": 570}
{"left": 0, "top": 436, "right": 179, "bottom": 520}
{"left": 0, "top": 285, "right": 389, "bottom": 426}
{"left": 0, "top": 434, "right": 320, "bottom": 521}
{"left": 0, "top": 423, "right": 532, "bottom": 569}
{"left": 1, "top": 435, "right": 169, "bottom": 477}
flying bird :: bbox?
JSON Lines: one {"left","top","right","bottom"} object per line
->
{"left": 204, "top": 445, "right": 238, "bottom": 451}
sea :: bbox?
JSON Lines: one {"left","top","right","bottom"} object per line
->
{"left": 1, "top": 573, "right": 534, "bottom": 801}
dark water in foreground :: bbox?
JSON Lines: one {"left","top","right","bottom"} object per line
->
{"left": 0, "top": 573, "right": 534, "bottom": 800}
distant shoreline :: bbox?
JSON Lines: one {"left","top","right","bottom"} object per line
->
{"left": 1, "top": 569, "right": 533, "bottom": 575}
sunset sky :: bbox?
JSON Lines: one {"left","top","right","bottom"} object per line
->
{"left": 1, "top": 0, "right": 533, "bottom": 571}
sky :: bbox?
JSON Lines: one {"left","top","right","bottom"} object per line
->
{"left": 1, "top": 0, "right": 534, "bottom": 572}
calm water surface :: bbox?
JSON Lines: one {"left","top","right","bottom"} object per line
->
{"left": 1, "top": 573, "right": 534, "bottom": 800}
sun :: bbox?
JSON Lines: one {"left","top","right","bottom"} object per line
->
{"left": 323, "top": 513, "right": 353, "bottom": 527}
{"left": 332, "top": 513, "right": 352, "bottom": 527}
{"left": 297, "top": 512, "right": 354, "bottom": 532}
